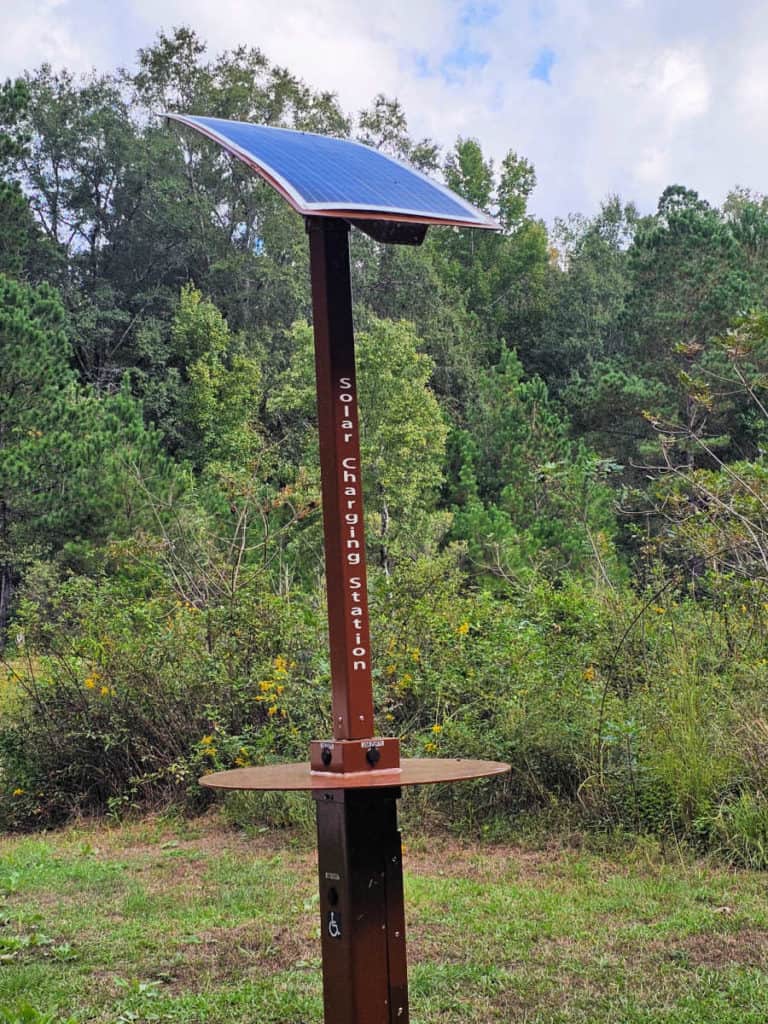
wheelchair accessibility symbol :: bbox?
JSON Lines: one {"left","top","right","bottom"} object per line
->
{"left": 327, "top": 911, "right": 342, "bottom": 939}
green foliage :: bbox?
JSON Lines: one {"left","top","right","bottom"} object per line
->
{"left": 169, "top": 284, "right": 263, "bottom": 472}
{"left": 449, "top": 347, "right": 619, "bottom": 578}
{"left": 0, "top": 274, "right": 177, "bottom": 632}
{"left": 535, "top": 196, "right": 636, "bottom": 389}
{"left": 370, "top": 560, "right": 768, "bottom": 837}
{"left": 710, "top": 792, "right": 768, "bottom": 869}
{"left": 0, "top": 570, "right": 327, "bottom": 828}
{"left": 0, "top": 1005, "right": 76, "bottom": 1024}
{"left": 430, "top": 137, "right": 549, "bottom": 365}
{"left": 357, "top": 94, "right": 439, "bottom": 171}
{"left": 269, "top": 315, "right": 449, "bottom": 567}
{"left": 0, "top": 181, "right": 54, "bottom": 281}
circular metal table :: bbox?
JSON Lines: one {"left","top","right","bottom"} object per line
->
{"left": 200, "top": 757, "right": 510, "bottom": 791}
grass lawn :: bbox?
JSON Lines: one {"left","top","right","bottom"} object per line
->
{"left": 1, "top": 810, "right": 767, "bottom": 1023}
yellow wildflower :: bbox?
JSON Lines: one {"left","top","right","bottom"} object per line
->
{"left": 431, "top": 724, "right": 443, "bottom": 734}
{"left": 274, "top": 655, "right": 288, "bottom": 675}
{"left": 259, "top": 680, "right": 274, "bottom": 692}
{"left": 201, "top": 734, "right": 214, "bottom": 745}
{"left": 653, "top": 606, "right": 665, "bottom": 615}
{"left": 100, "top": 685, "right": 111, "bottom": 697}
{"left": 411, "top": 648, "right": 421, "bottom": 663}
{"left": 583, "top": 666, "right": 596, "bottom": 682}
{"left": 457, "top": 621, "right": 470, "bottom": 636}
{"left": 424, "top": 741, "right": 438, "bottom": 754}
{"left": 12, "top": 788, "right": 24, "bottom": 797}
{"left": 84, "top": 677, "right": 96, "bottom": 690}
{"left": 267, "top": 705, "right": 278, "bottom": 717}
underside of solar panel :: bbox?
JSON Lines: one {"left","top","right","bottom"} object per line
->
{"left": 165, "top": 114, "right": 499, "bottom": 241}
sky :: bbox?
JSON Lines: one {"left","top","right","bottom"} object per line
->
{"left": 2, "top": 0, "right": 767, "bottom": 224}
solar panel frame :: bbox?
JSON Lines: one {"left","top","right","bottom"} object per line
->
{"left": 165, "top": 113, "right": 499, "bottom": 232}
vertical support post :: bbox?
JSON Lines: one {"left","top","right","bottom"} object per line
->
{"left": 308, "top": 217, "right": 374, "bottom": 741}
{"left": 308, "top": 217, "right": 408, "bottom": 1023}
{"left": 314, "top": 788, "right": 409, "bottom": 1024}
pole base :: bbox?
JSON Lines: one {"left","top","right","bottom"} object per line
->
{"left": 314, "top": 786, "right": 408, "bottom": 1024}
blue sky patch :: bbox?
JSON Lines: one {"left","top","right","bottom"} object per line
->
{"left": 529, "top": 47, "right": 556, "bottom": 83}
{"left": 413, "top": 52, "right": 433, "bottom": 78}
{"left": 459, "top": 2, "right": 500, "bottom": 28}
{"left": 442, "top": 42, "right": 490, "bottom": 74}
{"left": 528, "top": 0, "right": 551, "bottom": 26}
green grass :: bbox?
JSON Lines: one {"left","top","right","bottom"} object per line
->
{"left": 0, "top": 816, "right": 767, "bottom": 1023}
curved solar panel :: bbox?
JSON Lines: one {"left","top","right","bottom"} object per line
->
{"left": 166, "top": 114, "right": 498, "bottom": 231}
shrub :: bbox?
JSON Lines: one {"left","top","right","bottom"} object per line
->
{"left": 0, "top": 572, "right": 328, "bottom": 828}
{"left": 3, "top": 547, "right": 768, "bottom": 854}
{"left": 708, "top": 793, "right": 768, "bottom": 869}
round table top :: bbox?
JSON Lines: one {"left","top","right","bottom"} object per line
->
{"left": 200, "top": 757, "right": 510, "bottom": 792}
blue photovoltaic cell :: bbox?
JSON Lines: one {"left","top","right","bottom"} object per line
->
{"left": 166, "top": 114, "right": 497, "bottom": 230}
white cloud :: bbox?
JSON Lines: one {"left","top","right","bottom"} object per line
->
{"left": 2, "top": 0, "right": 767, "bottom": 223}
{"left": 635, "top": 146, "right": 667, "bottom": 186}
{"left": 736, "top": 46, "right": 768, "bottom": 110}
{"left": 0, "top": 0, "right": 88, "bottom": 74}
{"left": 651, "top": 50, "right": 710, "bottom": 123}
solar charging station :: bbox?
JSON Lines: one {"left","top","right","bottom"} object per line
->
{"left": 168, "top": 114, "right": 510, "bottom": 1024}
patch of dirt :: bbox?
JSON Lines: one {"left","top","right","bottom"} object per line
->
{"left": 403, "top": 835, "right": 560, "bottom": 882}
{"left": 407, "top": 919, "right": 459, "bottom": 963}
{"left": 661, "top": 928, "right": 768, "bottom": 969}
{"left": 97, "top": 819, "right": 304, "bottom": 858}
{"left": 157, "top": 919, "right": 319, "bottom": 993}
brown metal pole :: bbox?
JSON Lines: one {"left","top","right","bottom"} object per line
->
{"left": 308, "top": 217, "right": 375, "bottom": 741}
{"left": 314, "top": 787, "right": 409, "bottom": 1024}
{"left": 308, "top": 218, "right": 409, "bottom": 1023}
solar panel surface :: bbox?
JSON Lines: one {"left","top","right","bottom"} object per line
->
{"left": 166, "top": 114, "right": 498, "bottom": 231}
